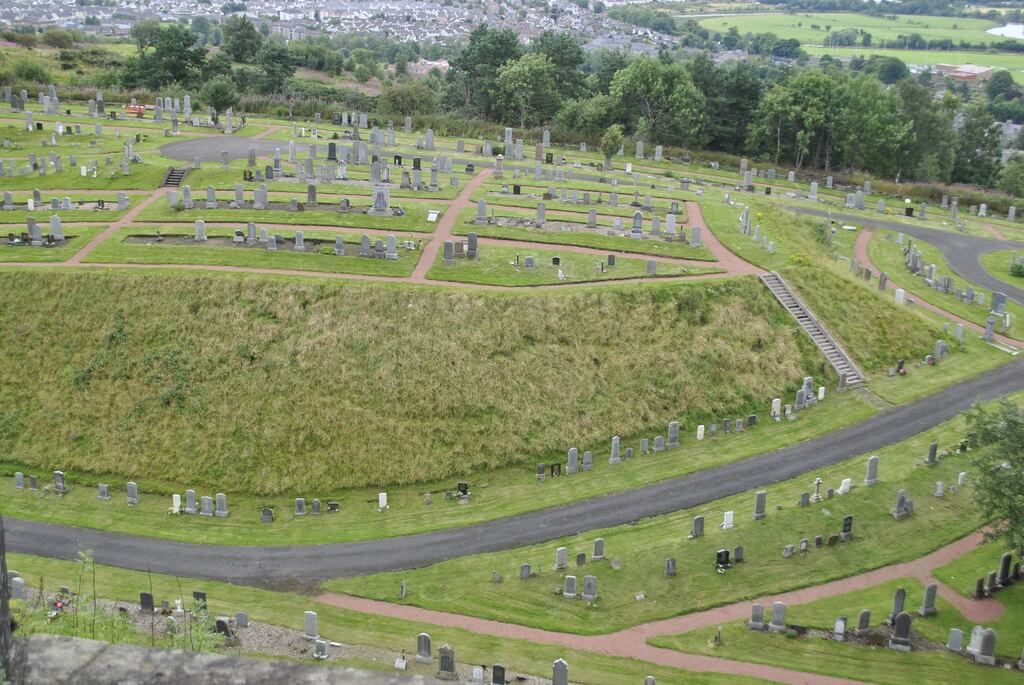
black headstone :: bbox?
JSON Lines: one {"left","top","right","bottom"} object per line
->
{"left": 492, "top": 665, "right": 506, "bottom": 685}
{"left": 140, "top": 592, "right": 154, "bottom": 613}
{"left": 716, "top": 548, "right": 731, "bottom": 567}
{"left": 842, "top": 515, "right": 853, "bottom": 534}
{"left": 192, "top": 591, "right": 207, "bottom": 611}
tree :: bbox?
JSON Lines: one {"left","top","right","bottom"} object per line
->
{"left": 200, "top": 75, "right": 239, "bottom": 123}
{"left": 952, "top": 102, "right": 1001, "bottom": 187}
{"left": 130, "top": 19, "right": 163, "bottom": 55}
{"left": 444, "top": 25, "right": 522, "bottom": 118}
{"left": 530, "top": 30, "right": 587, "bottom": 100}
{"left": 600, "top": 123, "right": 624, "bottom": 169}
{"left": 986, "top": 71, "right": 1016, "bottom": 102}
{"left": 254, "top": 40, "right": 293, "bottom": 93}
{"left": 494, "top": 53, "right": 561, "bottom": 128}
{"left": 895, "top": 80, "right": 956, "bottom": 182}
{"left": 966, "top": 400, "right": 1024, "bottom": 552}
{"left": 221, "top": 15, "right": 262, "bottom": 63}
{"left": 191, "top": 16, "right": 212, "bottom": 45}
{"left": 995, "top": 156, "right": 1024, "bottom": 197}
{"left": 378, "top": 80, "right": 439, "bottom": 115}
{"left": 41, "top": 28, "right": 74, "bottom": 49}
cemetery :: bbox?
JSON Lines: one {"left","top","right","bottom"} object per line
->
{"left": 1, "top": 85, "right": 1023, "bottom": 685}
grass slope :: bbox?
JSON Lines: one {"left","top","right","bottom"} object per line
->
{"left": 0, "top": 271, "right": 822, "bottom": 493}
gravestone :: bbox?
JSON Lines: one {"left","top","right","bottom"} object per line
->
{"left": 665, "top": 558, "right": 677, "bottom": 577}
{"left": 752, "top": 491, "right": 767, "bottom": 520}
{"left": 555, "top": 547, "right": 568, "bottom": 570}
{"left": 888, "top": 612, "right": 912, "bottom": 652}
{"left": 919, "top": 583, "right": 937, "bottom": 617}
{"left": 947, "top": 627, "right": 963, "bottom": 651}
{"left": 768, "top": 601, "right": 786, "bottom": 633}
{"left": 748, "top": 604, "right": 765, "bottom": 630}
{"left": 855, "top": 609, "right": 871, "bottom": 636}
{"left": 416, "top": 632, "right": 433, "bottom": 663}
{"left": 887, "top": 587, "right": 906, "bottom": 625}
{"left": 865, "top": 456, "right": 879, "bottom": 485}
{"left": 437, "top": 645, "right": 457, "bottom": 680}
{"left": 563, "top": 575, "right": 576, "bottom": 598}
{"left": 593, "top": 538, "right": 605, "bottom": 560}
{"left": 303, "top": 611, "right": 318, "bottom": 640}
{"left": 140, "top": 592, "right": 154, "bottom": 613}
{"left": 126, "top": 482, "right": 138, "bottom": 505}
{"left": 690, "top": 515, "right": 704, "bottom": 538}
{"left": 552, "top": 658, "right": 568, "bottom": 685}
{"left": 581, "top": 575, "right": 597, "bottom": 601}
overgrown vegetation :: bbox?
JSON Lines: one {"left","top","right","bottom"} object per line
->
{"left": 0, "top": 272, "right": 826, "bottom": 493}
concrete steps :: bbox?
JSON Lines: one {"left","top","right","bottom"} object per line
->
{"left": 761, "top": 271, "right": 866, "bottom": 389}
{"left": 162, "top": 167, "right": 188, "bottom": 187}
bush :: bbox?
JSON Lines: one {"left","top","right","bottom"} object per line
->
{"left": 12, "top": 58, "right": 50, "bottom": 84}
{"left": 1011, "top": 263, "right": 1024, "bottom": 278}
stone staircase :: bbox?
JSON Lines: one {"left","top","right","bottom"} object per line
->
{"left": 761, "top": 271, "right": 866, "bottom": 389}
{"left": 161, "top": 167, "right": 188, "bottom": 187}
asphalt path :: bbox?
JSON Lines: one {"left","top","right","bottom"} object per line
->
{"left": 7, "top": 357, "right": 1023, "bottom": 585}
{"left": 795, "top": 207, "right": 1024, "bottom": 305}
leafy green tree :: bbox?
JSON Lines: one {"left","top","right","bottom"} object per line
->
{"left": 610, "top": 57, "right": 707, "bottom": 148}
{"left": 221, "top": 15, "right": 262, "bottom": 63}
{"left": 494, "top": 53, "right": 561, "bottom": 128}
{"left": 591, "top": 49, "right": 629, "bottom": 94}
{"left": 872, "top": 56, "right": 909, "bottom": 84}
{"left": 444, "top": 24, "right": 522, "bottom": 118}
{"left": 191, "top": 16, "right": 212, "bottom": 45}
{"left": 952, "top": 102, "right": 1002, "bottom": 187}
{"left": 378, "top": 80, "right": 439, "bottom": 115}
{"left": 41, "top": 28, "right": 74, "bottom": 49}
{"left": 986, "top": 71, "right": 1016, "bottom": 102}
{"left": 967, "top": 400, "right": 1024, "bottom": 552}
{"left": 530, "top": 30, "right": 587, "bottom": 100}
{"left": 553, "top": 94, "right": 616, "bottom": 139}
{"left": 996, "top": 156, "right": 1024, "bottom": 197}
{"left": 895, "top": 80, "right": 956, "bottom": 182}
{"left": 834, "top": 75, "right": 911, "bottom": 178}
{"left": 122, "top": 24, "right": 205, "bottom": 89}
{"left": 600, "top": 123, "right": 624, "bottom": 169}
{"left": 200, "top": 75, "right": 239, "bottom": 122}
{"left": 130, "top": 19, "right": 162, "bottom": 55}
{"left": 202, "top": 51, "right": 234, "bottom": 81}
{"left": 254, "top": 40, "right": 293, "bottom": 93}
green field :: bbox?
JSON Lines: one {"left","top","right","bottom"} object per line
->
{"left": 805, "top": 46, "right": 1024, "bottom": 83}
{"left": 696, "top": 12, "right": 1012, "bottom": 47}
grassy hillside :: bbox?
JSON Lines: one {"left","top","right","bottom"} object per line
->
{"left": 0, "top": 271, "right": 824, "bottom": 494}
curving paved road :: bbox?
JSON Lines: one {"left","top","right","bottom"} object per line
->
{"left": 7, "top": 357, "right": 1023, "bottom": 584}
{"left": 794, "top": 207, "right": 1024, "bottom": 305}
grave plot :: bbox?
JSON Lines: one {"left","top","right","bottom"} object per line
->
{"left": 474, "top": 180, "right": 693, "bottom": 220}
{"left": 0, "top": 223, "right": 104, "bottom": 262}
{"left": 0, "top": 189, "right": 132, "bottom": 223}
{"left": 325, "top": 397, "right": 993, "bottom": 633}
{"left": 427, "top": 240, "right": 723, "bottom": 287}
{"left": 453, "top": 206, "right": 712, "bottom": 261}
{"left": 868, "top": 231, "right": 1024, "bottom": 341}
{"left": 137, "top": 185, "right": 443, "bottom": 233}
{"left": 650, "top": 576, "right": 1020, "bottom": 685}
{"left": 82, "top": 225, "right": 422, "bottom": 278}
